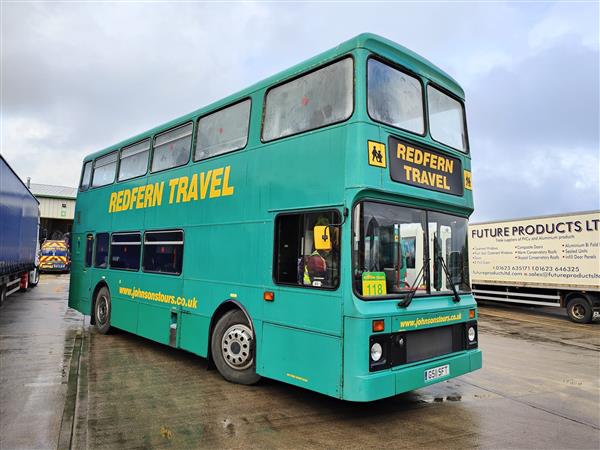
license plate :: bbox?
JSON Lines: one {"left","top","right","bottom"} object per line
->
{"left": 424, "top": 364, "right": 449, "bottom": 382}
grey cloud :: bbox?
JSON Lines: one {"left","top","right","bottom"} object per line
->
{"left": 2, "top": 2, "right": 598, "bottom": 223}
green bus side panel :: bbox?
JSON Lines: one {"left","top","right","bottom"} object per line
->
{"left": 263, "top": 289, "right": 342, "bottom": 335}
{"left": 260, "top": 322, "right": 342, "bottom": 398}
{"left": 179, "top": 313, "right": 210, "bottom": 357}
{"left": 111, "top": 298, "right": 138, "bottom": 332}
{"left": 134, "top": 273, "right": 183, "bottom": 345}
{"left": 137, "top": 303, "right": 171, "bottom": 345}
{"left": 109, "top": 272, "right": 142, "bottom": 333}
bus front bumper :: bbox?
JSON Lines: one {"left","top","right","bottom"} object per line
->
{"left": 343, "top": 348, "right": 482, "bottom": 402}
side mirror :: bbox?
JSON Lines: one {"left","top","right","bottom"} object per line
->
{"left": 314, "top": 226, "right": 332, "bottom": 251}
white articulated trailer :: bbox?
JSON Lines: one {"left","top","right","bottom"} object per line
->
{"left": 469, "top": 211, "right": 599, "bottom": 323}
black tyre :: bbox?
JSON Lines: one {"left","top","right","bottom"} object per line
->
{"left": 29, "top": 269, "right": 39, "bottom": 288}
{"left": 94, "top": 286, "right": 112, "bottom": 334}
{"left": 211, "top": 309, "right": 261, "bottom": 385}
{"left": 566, "top": 297, "right": 592, "bottom": 324}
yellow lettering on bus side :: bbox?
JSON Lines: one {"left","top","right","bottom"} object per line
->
{"left": 187, "top": 174, "right": 198, "bottom": 201}
{"left": 130, "top": 187, "right": 138, "bottom": 210}
{"left": 222, "top": 166, "right": 234, "bottom": 196}
{"left": 446, "top": 159, "right": 454, "bottom": 173}
{"left": 136, "top": 185, "right": 145, "bottom": 209}
{"left": 122, "top": 189, "right": 131, "bottom": 210}
{"left": 443, "top": 176, "right": 450, "bottom": 190}
{"left": 144, "top": 184, "right": 154, "bottom": 207}
{"left": 403, "top": 165, "right": 412, "bottom": 180}
{"left": 406, "top": 146, "right": 414, "bottom": 162}
{"left": 210, "top": 167, "right": 223, "bottom": 198}
{"left": 200, "top": 170, "right": 212, "bottom": 199}
{"left": 168, "top": 178, "right": 179, "bottom": 204}
{"left": 154, "top": 182, "right": 164, "bottom": 206}
{"left": 430, "top": 154, "right": 438, "bottom": 171}
{"left": 116, "top": 190, "right": 124, "bottom": 211}
{"left": 109, "top": 192, "right": 117, "bottom": 213}
{"left": 397, "top": 143, "right": 406, "bottom": 160}
{"left": 176, "top": 177, "right": 189, "bottom": 203}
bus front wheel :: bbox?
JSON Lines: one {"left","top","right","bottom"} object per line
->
{"left": 94, "top": 286, "right": 112, "bottom": 334}
{"left": 211, "top": 309, "right": 261, "bottom": 385}
{"left": 566, "top": 297, "right": 592, "bottom": 324}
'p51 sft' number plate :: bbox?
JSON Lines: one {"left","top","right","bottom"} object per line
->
{"left": 424, "top": 364, "right": 449, "bottom": 382}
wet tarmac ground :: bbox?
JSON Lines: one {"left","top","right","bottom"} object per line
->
{"left": 1, "top": 275, "right": 599, "bottom": 449}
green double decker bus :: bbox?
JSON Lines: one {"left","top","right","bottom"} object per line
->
{"left": 69, "top": 33, "right": 481, "bottom": 401}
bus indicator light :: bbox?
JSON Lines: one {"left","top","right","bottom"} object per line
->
{"left": 372, "top": 319, "right": 385, "bottom": 332}
{"left": 263, "top": 291, "right": 274, "bottom": 302}
{"left": 469, "top": 309, "right": 475, "bottom": 319}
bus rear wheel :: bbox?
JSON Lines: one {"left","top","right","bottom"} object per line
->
{"left": 211, "top": 309, "right": 261, "bottom": 385}
{"left": 566, "top": 297, "right": 592, "bottom": 324}
{"left": 94, "top": 286, "right": 112, "bottom": 334}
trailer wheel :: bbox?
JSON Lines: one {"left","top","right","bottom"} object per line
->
{"left": 566, "top": 297, "right": 592, "bottom": 324}
{"left": 211, "top": 309, "right": 261, "bottom": 385}
{"left": 94, "top": 286, "right": 112, "bottom": 334}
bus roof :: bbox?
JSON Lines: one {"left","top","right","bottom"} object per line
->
{"left": 83, "top": 33, "right": 463, "bottom": 163}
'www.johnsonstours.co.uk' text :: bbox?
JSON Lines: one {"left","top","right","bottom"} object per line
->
{"left": 118, "top": 286, "right": 198, "bottom": 309}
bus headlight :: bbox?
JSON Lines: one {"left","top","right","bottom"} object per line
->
{"left": 370, "top": 342, "right": 383, "bottom": 362}
{"left": 465, "top": 321, "right": 478, "bottom": 349}
{"left": 468, "top": 326, "right": 476, "bottom": 342}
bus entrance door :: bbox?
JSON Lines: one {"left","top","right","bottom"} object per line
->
{"left": 79, "top": 233, "right": 95, "bottom": 313}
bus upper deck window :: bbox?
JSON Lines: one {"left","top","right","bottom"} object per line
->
{"left": 119, "top": 139, "right": 150, "bottom": 181}
{"left": 427, "top": 85, "right": 467, "bottom": 152}
{"left": 262, "top": 58, "right": 353, "bottom": 141}
{"left": 367, "top": 59, "right": 424, "bottom": 135}
{"left": 91, "top": 152, "right": 117, "bottom": 188}
{"left": 80, "top": 161, "right": 92, "bottom": 191}
{"left": 151, "top": 123, "right": 193, "bottom": 173}
{"left": 196, "top": 99, "right": 251, "bottom": 161}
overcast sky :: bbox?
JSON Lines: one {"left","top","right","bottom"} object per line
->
{"left": 2, "top": 1, "right": 598, "bottom": 221}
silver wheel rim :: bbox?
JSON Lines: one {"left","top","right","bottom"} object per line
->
{"left": 221, "top": 324, "right": 253, "bottom": 370}
{"left": 97, "top": 295, "right": 109, "bottom": 326}
{"left": 571, "top": 304, "right": 585, "bottom": 320}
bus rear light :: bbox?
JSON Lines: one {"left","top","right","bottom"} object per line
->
{"left": 372, "top": 319, "right": 385, "bottom": 332}
{"left": 263, "top": 291, "right": 274, "bottom": 302}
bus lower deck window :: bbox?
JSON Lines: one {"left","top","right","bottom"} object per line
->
{"left": 85, "top": 234, "right": 94, "bottom": 267}
{"left": 94, "top": 233, "right": 109, "bottom": 268}
{"left": 143, "top": 230, "right": 184, "bottom": 275}
{"left": 110, "top": 232, "right": 141, "bottom": 271}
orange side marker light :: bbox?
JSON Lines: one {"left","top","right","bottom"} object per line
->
{"left": 372, "top": 319, "right": 385, "bottom": 332}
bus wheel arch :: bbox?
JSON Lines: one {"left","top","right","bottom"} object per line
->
{"left": 208, "top": 301, "right": 260, "bottom": 385}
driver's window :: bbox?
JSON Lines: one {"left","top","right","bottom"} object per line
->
{"left": 274, "top": 210, "right": 341, "bottom": 289}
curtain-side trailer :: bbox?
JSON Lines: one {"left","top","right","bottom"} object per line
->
{"left": 469, "top": 211, "right": 600, "bottom": 323}
{"left": 0, "top": 155, "right": 40, "bottom": 304}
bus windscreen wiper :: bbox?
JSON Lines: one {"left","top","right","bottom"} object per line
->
{"left": 398, "top": 259, "right": 427, "bottom": 309}
{"left": 437, "top": 256, "right": 461, "bottom": 303}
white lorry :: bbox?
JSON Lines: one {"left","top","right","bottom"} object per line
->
{"left": 469, "top": 211, "right": 599, "bottom": 323}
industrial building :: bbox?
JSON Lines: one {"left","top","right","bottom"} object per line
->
{"left": 28, "top": 183, "right": 77, "bottom": 242}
